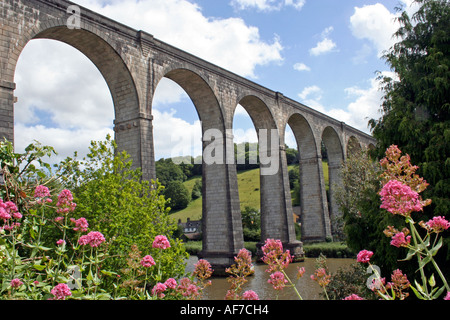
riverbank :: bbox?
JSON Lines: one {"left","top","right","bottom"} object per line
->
{"left": 183, "top": 241, "right": 355, "bottom": 259}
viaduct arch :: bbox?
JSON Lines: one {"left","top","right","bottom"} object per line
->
{"left": 1, "top": 0, "right": 376, "bottom": 272}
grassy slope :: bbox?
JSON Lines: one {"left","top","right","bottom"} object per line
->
{"left": 170, "top": 162, "right": 329, "bottom": 223}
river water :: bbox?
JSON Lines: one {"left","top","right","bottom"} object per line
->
{"left": 186, "top": 256, "right": 356, "bottom": 300}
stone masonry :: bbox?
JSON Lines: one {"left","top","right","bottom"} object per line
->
{"left": 0, "top": 0, "right": 376, "bottom": 272}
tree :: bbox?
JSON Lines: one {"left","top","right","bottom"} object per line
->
{"left": 57, "top": 136, "right": 188, "bottom": 278}
{"left": 164, "top": 180, "right": 191, "bottom": 211}
{"left": 369, "top": 0, "right": 450, "bottom": 216}
{"left": 191, "top": 179, "right": 202, "bottom": 200}
{"left": 334, "top": 149, "right": 408, "bottom": 276}
{"left": 155, "top": 158, "right": 186, "bottom": 186}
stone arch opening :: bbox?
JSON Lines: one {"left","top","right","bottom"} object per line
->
{"left": 152, "top": 68, "right": 243, "bottom": 270}
{"left": 321, "top": 126, "right": 344, "bottom": 236}
{"left": 14, "top": 38, "right": 114, "bottom": 161}
{"left": 8, "top": 25, "right": 141, "bottom": 170}
{"left": 287, "top": 113, "right": 331, "bottom": 241}
{"left": 14, "top": 26, "right": 140, "bottom": 125}
{"left": 233, "top": 95, "right": 301, "bottom": 255}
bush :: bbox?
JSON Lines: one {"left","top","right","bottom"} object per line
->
{"left": 0, "top": 138, "right": 192, "bottom": 300}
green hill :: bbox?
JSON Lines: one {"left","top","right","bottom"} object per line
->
{"left": 169, "top": 162, "right": 329, "bottom": 223}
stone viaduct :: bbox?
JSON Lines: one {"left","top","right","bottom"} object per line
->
{"left": 1, "top": 0, "right": 376, "bottom": 271}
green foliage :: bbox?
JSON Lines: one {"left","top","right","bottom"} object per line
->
{"left": 335, "top": 149, "right": 409, "bottom": 276}
{"left": 368, "top": 0, "right": 450, "bottom": 281}
{"left": 56, "top": 136, "right": 188, "bottom": 280}
{"left": 164, "top": 180, "right": 191, "bottom": 211}
{"left": 190, "top": 179, "right": 202, "bottom": 200}
{"left": 325, "top": 263, "right": 377, "bottom": 300}
{"left": 155, "top": 158, "right": 187, "bottom": 186}
{"left": 369, "top": 0, "right": 450, "bottom": 216}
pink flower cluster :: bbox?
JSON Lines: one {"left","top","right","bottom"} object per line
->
{"left": 261, "top": 238, "right": 292, "bottom": 273}
{"left": 141, "top": 255, "right": 156, "bottom": 268}
{"left": 78, "top": 231, "right": 105, "bottom": 247}
{"left": 56, "top": 189, "right": 76, "bottom": 214}
{"left": 356, "top": 249, "right": 373, "bottom": 263}
{"left": 268, "top": 271, "right": 288, "bottom": 291}
{"left": 152, "top": 235, "right": 171, "bottom": 249}
{"left": 0, "top": 198, "right": 22, "bottom": 231}
{"left": 34, "top": 185, "right": 52, "bottom": 204}
{"left": 379, "top": 180, "right": 423, "bottom": 217}
{"left": 242, "top": 290, "right": 259, "bottom": 300}
{"left": 151, "top": 277, "right": 202, "bottom": 299}
{"left": 390, "top": 232, "right": 411, "bottom": 248}
{"left": 194, "top": 259, "right": 213, "bottom": 280}
{"left": 310, "top": 267, "right": 331, "bottom": 288}
{"left": 70, "top": 217, "right": 89, "bottom": 232}
{"left": 424, "top": 216, "right": 450, "bottom": 233}
{"left": 51, "top": 283, "right": 72, "bottom": 300}
{"left": 10, "top": 278, "right": 23, "bottom": 289}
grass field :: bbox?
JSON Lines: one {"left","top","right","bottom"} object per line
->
{"left": 169, "top": 162, "right": 329, "bottom": 223}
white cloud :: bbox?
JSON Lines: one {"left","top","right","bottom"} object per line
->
{"left": 298, "top": 85, "right": 322, "bottom": 100}
{"left": 349, "top": 1, "right": 422, "bottom": 58}
{"left": 297, "top": 72, "right": 398, "bottom": 133}
{"left": 231, "top": 0, "right": 305, "bottom": 11}
{"left": 309, "top": 26, "right": 337, "bottom": 56}
{"left": 350, "top": 3, "right": 398, "bottom": 56}
{"left": 152, "top": 109, "right": 202, "bottom": 159}
{"left": 76, "top": 0, "right": 283, "bottom": 78}
{"left": 293, "top": 62, "right": 310, "bottom": 72}
{"left": 14, "top": 123, "right": 114, "bottom": 165}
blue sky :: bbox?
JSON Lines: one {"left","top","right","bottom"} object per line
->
{"left": 13, "top": 0, "right": 419, "bottom": 162}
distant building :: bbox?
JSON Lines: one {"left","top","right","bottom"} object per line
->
{"left": 178, "top": 218, "right": 202, "bottom": 240}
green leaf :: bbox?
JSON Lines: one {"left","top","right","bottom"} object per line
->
{"left": 410, "top": 285, "right": 427, "bottom": 300}
{"left": 429, "top": 237, "right": 443, "bottom": 257}
{"left": 428, "top": 274, "right": 436, "bottom": 288}
{"left": 33, "top": 264, "right": 46, "bottom": 271}
{"left": 431, "top": 286, "right": 446, "bottom": 300}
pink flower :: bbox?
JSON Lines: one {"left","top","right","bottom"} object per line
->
{"left": 379, "top": 180, "right": 423, "bottom": 217}
{"left": 56, "top": 189, "right": 76, "bottom": 214}
{"left": 261, "top": 238, "right": 292, "bottom": 273}
{"left": 242, "top": 290, "right": 259, "bottom": 300}
{"left": 425, "top": 216, "right": 450, "bottom": 233}
{"left": 390, "top": 232, "right": 411, "bottom": 248}
{"left": 151, "top": 282, "right": 167, "bottom": 298}
{"left": 70, "top": 217, "right": 89, "bottom": 232}
{"left": 10, "top": 278, "right": 23, "bottom": 289}
{"left": 268, "top": 271, "right": 287, "bottom": 291}
{"left": 34, "top": 185, "right": 52, "bottom": 203}
{"left": 311, "top": 268, "right": 331, "bottom": 287}
{"left": 297, "top": 267, "right": 306, "bottom": 279}
{"left": 78, "top": 234, "right": 90, "bottom": 246}
{"left": 343, "top": 294, "right": 364, "bottom": 300}
{"left": 177, "top": 278, "right": 200, "bottom": 299}
{"left": 54, "top": 216, "right": 64, "bottom": 223}
{"left": 444, "top": 292, "right": 450, "bottom": 300}
{"left": 78, "top": 231, "right": 105, "bottom": 247}
{"left": 56, "top": 239, "right": 65, "bottom": 246}
{"left": 194, "top": 259, "right": 213, "bottom": 280}
{"left": 141, "top": 255, "right": 155, "bottom": 268}
{"left": 152, "top": 235, "right": 171, "bottom": 249}
{"left": 164, "top": 278, "right": 177, "bottom": 289}
{"left": 0, "top": 199, "right": 20, "bottom": 221}
{"left": 357, "top": 250, "right": 373, "bottom": 263}
{"left": 51, "top": 283, "right": 72, "bottom": 300}
{"left": 87, "top": 231, "right": 105, "bottom": 247}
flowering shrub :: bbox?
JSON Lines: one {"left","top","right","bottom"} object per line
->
{"left": 357, "top": 145, "right": 450, "bottom": 300}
